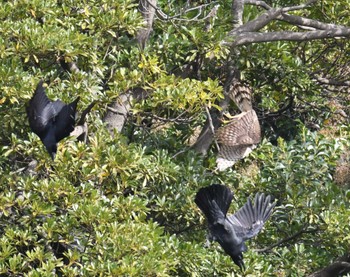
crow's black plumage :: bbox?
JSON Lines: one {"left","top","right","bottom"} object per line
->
{"left": 195, "top": 184, "right": 276, "bottom": 270}
{"left": 26, "top": 80, "right": 79, "bottom": 159}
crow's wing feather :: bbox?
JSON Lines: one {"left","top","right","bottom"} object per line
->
{"left": 27, "top": 81, "right": 53, "bottom": 137}
{"left": 40, "top": 100, "right": 65, "bottom": 124}
{"left": 228, "top": 193, "right": 276, "bottom": 240}
{"left": 54, "top": 97, "right": 79, "bottom": 142}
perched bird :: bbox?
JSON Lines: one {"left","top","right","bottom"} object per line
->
{"left": 26, "top": 80, "right": 79, "bottom": 159}
{"left": 215, "top": 109, "right": 261, "bottom": 170}
{"left": 195, "top": 184, "right": 276, "bottom": 270}
{"left": 215, "top": 83, "right": 261, "bottom": 171}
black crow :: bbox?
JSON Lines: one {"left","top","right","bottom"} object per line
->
{"left": 195, "top": 184, "right": 276, "bottom": 270}
{"left": 27, "top": 80, "right": 79, "bottom": 160}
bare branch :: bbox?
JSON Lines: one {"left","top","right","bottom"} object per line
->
{"left": 256, "top": 226, "right": 319, "bottom": 253}
{"left": 277, "top": 13, "right": 349, "bottom": 30}
{"left": 137, "top": 0, "right": 157, "bottom": 49}
{"left": 191, "top": 112, "right": 221, "bottom": 155}
{"left": 143, "top": 0, "right": 219, "bottom": 22}
{"left": 226, "top": 28, "right": 350, "bottom": 46}
{"left": 312, "top": 75, "right": 350, "bottom": 87}
{"left": 141, "top": 110, "right": 194, "bottom": 123}
{"left": 232, "top": 0, "right": 245, "bottom": 27}
{"left": 228, "top": 8, "right": 283, "bottom": 36}
{"left": 103, "top": 92, "right": 132, "bottom": 135}
{"left": 281, "top": 0, "right": 317, "bottom": 12}
{"left": 309, "top": 255, "right": 350, "bottom": 277}
{"left": 205, "top": 106, "right": 220, "bottom": 151}
{"left": 244, "top": 0, "right": 272, "bottom": 10}
{"left": 229, "top": 0, "right": 317, "bottom": 36}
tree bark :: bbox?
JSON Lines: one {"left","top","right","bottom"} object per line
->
{"left": 308, "top": 254, "right": 350, "bottom": 277}
{"left": 224, "top": 0, "right": 350, "bottom": 46}
{"left": 229, "top": 28, "right": 350, "bottom": 47}
{"left": 137, "top": 0, "right": 157, "bottom": 49}
{"left": 103, "top": 88, "right": 148, "bottom": 136}
{"left": 103, "top": 93, "right": 132, "bottom": 134}
{"left": 102, "top": 0, "right": 156, "bottom": 136}
{"left": 192, "top": 63, "right": 240, "bottom": 155}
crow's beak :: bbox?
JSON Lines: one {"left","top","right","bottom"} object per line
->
{"left": 238, "top": 260, "right": 245, "bottom": 271}
{"left": 232, "top": 255, "right": 245, "bottom": 271}
{"left": 50, "top": 151, "right": 56, "bottom": 160}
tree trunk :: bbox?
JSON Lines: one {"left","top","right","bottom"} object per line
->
{"left": 137, "top": 0, "right": 157, "bottom": 49}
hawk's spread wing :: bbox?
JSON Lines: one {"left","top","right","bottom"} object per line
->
{"left": 215, "top": 83, "right": 261, "bottom": 171}
{"left": 216, "top": 110, "right": 261, "bottom": 146}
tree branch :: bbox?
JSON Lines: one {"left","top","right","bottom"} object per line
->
{"left": 244, "top": 0, "right": 272, "bottom": 10}
{"left": 232, "top": 0, "right": 245, "bottom": 27}
{"left": 228, "top": 8, "right": 284, "bottom": 36}
{"left": 256, "top": 226, "right": 319, "bottom": 253}
{"left": 205, "top": 105, "right": 220, "bottom": 151}
{"left": 137, "top": 0, "right": 157, "bottom": 49}
{"left": 312, "top": 75, "right": 350, "bottom": 87}
{"left": 224, "top": 0, "right": 350, "bottom": 47}
{"left": 277, "top": 13, "right": 349, "bottom": 30}
{"left": 226, "top": 28, "right": 350, "bottom": 46}
{"left": 228, "top": 0, "right": 317, "bottom": 36}
{"left": 192, "top": 62, "right": 239, "bottom": 155}
{"left": 308, "top": 254, "right": 350, "bottom": 277}
{"left": 143, "top": 0, "right": 219, "bottom": 22}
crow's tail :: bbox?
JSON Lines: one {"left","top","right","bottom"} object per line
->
{"left": 195, "top": 184, "right": 233, "bottom": 223}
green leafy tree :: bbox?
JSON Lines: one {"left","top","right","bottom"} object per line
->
{"left": 1, "top": 0, "right": 350, "bottom": 276}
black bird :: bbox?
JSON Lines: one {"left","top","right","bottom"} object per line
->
{"left": 195, "top": 184, "right": 276, "bottom": 270}
{"left": 27, "top": 80, "right": 79, "bottom": 159}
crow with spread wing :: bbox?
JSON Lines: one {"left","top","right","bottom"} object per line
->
{"left": 27, "top": 80, "right": 79, "bottom": 160}
{"left": 195, "top": 184, "right": 276, "bottom": 270}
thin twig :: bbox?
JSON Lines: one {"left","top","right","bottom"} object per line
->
{"left": 205, "top": 105, "right": 220, "bottom": 151}
{"left": 147, "top": 110, "right": 193, "bottom": 123}
{"left": 144, "top": 0, "right": 219, "bottom": 22}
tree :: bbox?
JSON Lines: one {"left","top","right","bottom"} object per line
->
{"left": 0, "top": 0, "right": 350, "bottom": 275}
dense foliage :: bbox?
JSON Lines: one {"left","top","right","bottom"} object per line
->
{"left": 1, "top": 0, "right": 350, "bottom": 276}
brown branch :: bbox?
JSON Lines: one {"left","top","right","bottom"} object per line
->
{"left": 244, "top": 0, "right": 272, "bottom": 10}
{"left": 308, "top": 254, "right": 350, "bottom": 277}
{"left": 228, "top": 0, "right": 317, "bottom": 36}
{"left": 142, "top": 110, "right": 194, "bottom": 123}
{"left": 137, "top": 0, "right": 157, "bottom": 49}
{"left": 143, "top": 0, "right": 219, "bottom": 22}
{"left": 232, "top": 0, "right": 245, "bottom": 27}
{"left": 256, "top": 226, "right": 319, "bottom": 253}
{"left": 277, "top": 13, "right": 348, "bottom": 30}
{"left": 205, "top": 105, "right": 220, "bottom": 151}
{"left": 58, "top": 56, "right": 80, "bottom": 74}
{"left": 228, "top": 8, "right": 284, "bottom": 36}
{"left": 312, "top": 75, "right": 350, "bottom": 87}
{"left": 226, "top": 28, "right": 350, "bottom": 46}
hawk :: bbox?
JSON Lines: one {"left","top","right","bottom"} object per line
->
{"left": 215, "top": 83, "right": 261, "bottom": 171}
{"left": 27, "top": 80, "right": 79, "bottom": 160}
